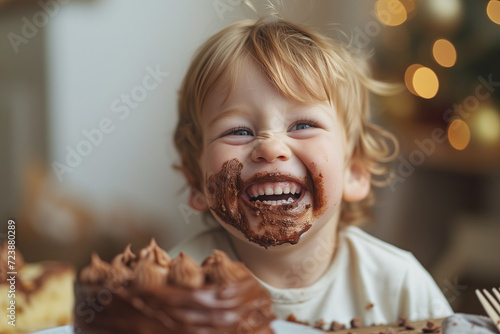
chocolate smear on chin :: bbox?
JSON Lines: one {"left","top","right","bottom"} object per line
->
{"left": 206, "top": 159, "right": 325, "bottom": 248}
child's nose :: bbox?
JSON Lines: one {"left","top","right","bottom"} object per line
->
{"left": 251, "top": 137, "right": 291, "bottom": 163}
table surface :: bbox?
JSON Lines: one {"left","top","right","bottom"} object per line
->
{"left": 324, "top": 318, "right": 444, "bottom": 334}
{"left": 29, "top": 319, "right": 445, "bottom": 334}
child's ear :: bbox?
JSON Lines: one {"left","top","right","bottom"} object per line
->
{"left": 342, "top": 158, "right": 371, "bottom": 202}
{"left": 180, "top": 164, "right": 209, "bottom": 211}
{"left": 188, "top": 187, "right": 209, "bottom": 211}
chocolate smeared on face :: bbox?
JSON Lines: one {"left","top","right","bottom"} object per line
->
{"left": 206, "top": 159, "right": 326, "bottom": 248}
{"left": 206, "top": 159, "right": 243, "bottom": 223}
{"left": 310, "top": 172, "right": 326, "bottom": 217}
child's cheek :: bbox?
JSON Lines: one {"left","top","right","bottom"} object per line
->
{"left": 297, "top": 143, "right": 344, "bottom": 215}
{"left": 203, "top": 145, "right": 239, "bottom": 175}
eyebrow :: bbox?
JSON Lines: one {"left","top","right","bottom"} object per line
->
{"left": 290, "top": 103, "right": 336, "bottom": 119}
{"left": 207, "top": 107, "right": 252, "bottom": 127}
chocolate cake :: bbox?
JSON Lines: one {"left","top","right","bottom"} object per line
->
{"left": 74, "top": 239, "right": 276, "bottom": 333}
{"left": 0, "top": 242, "right": 75, "bottom": 333}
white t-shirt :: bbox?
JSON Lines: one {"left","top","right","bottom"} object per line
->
{"left": 169, "top": 225, "right": 453, "bottom": 327}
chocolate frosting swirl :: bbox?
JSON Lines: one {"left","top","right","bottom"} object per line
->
{"left": 133, "top": 251, "right": 169, "bottom": 288}
{"left": 75, "top": 239, "right": 276, "bottom": 334}
{"left": 110, "top": 244, "right": 135, "bottom": 283}
{"left": 138, "top": 238, "right": 170, "bottom": 267}
{"left": 167, "top": 252, "right": 204, "bottom": 289}
{"left": 79, "top": 252, "right": 111, "bottom": 284}
{"left": 112, "top": 244, "right": 136, "bottom": 266}
{"left": 202, "top": 250, "right": 251, "bottom": 284}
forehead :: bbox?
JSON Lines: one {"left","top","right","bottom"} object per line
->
{"left": 201, "top": 59, "right": 330, "bottom": 116}
{"left": 202, "top": 61, "right": 273, "bottom": 111}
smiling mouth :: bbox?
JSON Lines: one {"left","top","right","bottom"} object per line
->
{"left": 244, "top": 181, "right": 304, "bottom": 206}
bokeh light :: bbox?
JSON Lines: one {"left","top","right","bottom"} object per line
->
{"left": 470, "top": 105, "right": 500, "bottom": 144}
{"left": 399, "top": 0, "right": 417, "bottom": 19}
{"left": 404, "top": 64, "right": 423, "bottom": 96}
{"left": 448, "top": 119, "right": 471, "bottom": 150}
{"left": 375, "top": 0, "right": 408, "bottom": 26}
{"left": 423, "top": 0, "right": 463, "bottom": 25}
{"left": 487, "top": 0, "right": 500, "bottom": 25}
{"left": 412, "top": 67, "right": 439, "bottom": 99}
{"left": 432, "top": 39, "right": 457, "bottom": 67}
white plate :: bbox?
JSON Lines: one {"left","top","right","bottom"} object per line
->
{"left": 30, "top": 320, "right": 323, "bottom": 334}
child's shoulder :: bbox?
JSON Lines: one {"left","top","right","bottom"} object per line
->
{"left": 341, "top": 226, "right": 418, "bottom": 269}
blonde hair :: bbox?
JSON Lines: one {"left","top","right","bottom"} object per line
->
{"left": 174, "top": 15, "right": 399, "bottom": 227}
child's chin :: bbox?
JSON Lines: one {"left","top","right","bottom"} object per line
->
{"left": 211, "top": 190, "right": 316, "bottom": 248}
{"left": 230, "top": 212, "right": 313, "bottom": 249}
{"left": 252, "top": 224, "right": 312, "bottom": 249}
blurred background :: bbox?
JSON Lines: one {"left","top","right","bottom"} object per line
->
{"left": 1, "top": 0, "right": 499, "bottom": 316}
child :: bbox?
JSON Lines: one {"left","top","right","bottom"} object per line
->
{"left": 171, "top": 13, "right": 453, "bottom": 327}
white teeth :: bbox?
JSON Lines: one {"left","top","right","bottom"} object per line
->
{"left": 261, "top": 198, "right": 294, "bottom": 205}
{"left": 248, "top": 182, "right": 302, "bottom": 199}
{"left": 265, "top": 186, "right": 274, "bottom": 195}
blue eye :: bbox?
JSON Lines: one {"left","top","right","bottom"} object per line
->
{"left": 224, "top": 127, "right": 252, "bottom": 136}
{"left": 289, "top": 118, "right": 319, "bottom": 132}
{"left": 292, "top": 123, "right": 311, "bottom": 131}
{"left": 233, "top": 129, "right": 251, "bottom": 136}
{"left": 290, "top": 119, "right": 319, "bottom": 132}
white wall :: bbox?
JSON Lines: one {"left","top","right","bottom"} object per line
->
{"left": 46, "top": 0, "right": 249, "bottom": 247}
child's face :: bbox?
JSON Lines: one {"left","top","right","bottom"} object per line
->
{"left": 191, "top": 60, "right": 369, "bottom": 248}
